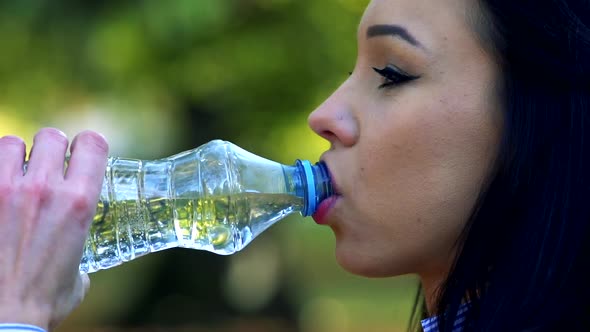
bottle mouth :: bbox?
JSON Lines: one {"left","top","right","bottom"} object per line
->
{"left": 296, "top": 160, "right": 316, "bottom": 216}
{"left": 316, "top": 161, "right": 334, "bottom": 197}
{"left": 296, "top": 160, "right": 333, "bottom": 216}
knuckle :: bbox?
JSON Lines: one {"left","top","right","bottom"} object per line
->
{"left": 21, "top": 180, "right": 53, "bottom": 202}
{"left": 68, "top": 191, "right": 95, "bottom": 216}
{"left": 68, "top": 194, "right": 97, "bottom": 229}
{"left": 75, "top": 131, "right": 109, "bottom": 155}
{"left": 0, "top": 184, "right": 14, "bottom": 202}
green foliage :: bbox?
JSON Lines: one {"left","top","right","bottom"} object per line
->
{"left": 0, "top": 1, "right": 360, "bottom": 138}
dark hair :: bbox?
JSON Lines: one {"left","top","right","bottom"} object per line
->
{"left": 430, "top": 1, "right": 590, "bottom": 331}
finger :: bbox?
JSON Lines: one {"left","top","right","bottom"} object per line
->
{"left": 0, "top": 135, "right": 26, "bottom": 181}
{"left": 64, "top": 131, "right": 108, "bottom": 194}
{"left": 25, "top": 128, "right": 69, "bottom": 180}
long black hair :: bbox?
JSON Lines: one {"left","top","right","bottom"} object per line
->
{"left": 431, "top": 1, "right": 590, "bottom": 331}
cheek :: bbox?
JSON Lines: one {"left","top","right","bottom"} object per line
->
{"left": 347, "top": 92, "right": 499, "bottom": 271}
{"left": 355, "top": 101, "right": 442, "bottom": 203}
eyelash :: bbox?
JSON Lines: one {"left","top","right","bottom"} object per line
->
{"left": 372, "top": 65, "right": 420, "bottom": 89}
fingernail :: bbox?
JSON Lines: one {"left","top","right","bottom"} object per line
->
{"left": 36, "top": 127, "right": 67, "bottom": 140}
{"left": 96, "top": 132, "right": 109, "bottom": 144}
{"left": 1, "top": 135, "right": 24, "bottom": 141}
{"left": 52, "top": 128, "right": 67, "bottom": 138}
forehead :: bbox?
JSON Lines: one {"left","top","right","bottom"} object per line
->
{"left": 358, "top": 0, "right": 475, "bottom": 53}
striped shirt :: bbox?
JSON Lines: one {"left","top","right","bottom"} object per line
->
{"left": 421, "top": 303, "right": 470, "bottom": 332}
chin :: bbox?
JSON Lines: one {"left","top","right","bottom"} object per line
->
{"left": 334, "top": 244, "right": 401, "bottom": 278}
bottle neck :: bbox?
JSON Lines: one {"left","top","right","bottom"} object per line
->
{"left": 283, "top": 160, "right": 333, "bottom": 217}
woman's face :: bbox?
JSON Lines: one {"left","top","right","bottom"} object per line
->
{"left": 308, "top": 0, "right": 502, "bottom": 279}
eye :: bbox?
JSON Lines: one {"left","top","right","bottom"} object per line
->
{"left": 372, "top": 65, "right": 420, "bottom": 89}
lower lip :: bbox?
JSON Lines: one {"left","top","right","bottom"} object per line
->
{"left": 312, "top": 195, "right": 340, "bottom": 225}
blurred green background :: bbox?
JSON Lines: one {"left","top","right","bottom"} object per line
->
{"left": 0, "top": 0, "right": 419, "bottom": 331}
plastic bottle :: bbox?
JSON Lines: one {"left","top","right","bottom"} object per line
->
{"left": 75, "top": 140, "right": 332, "bottom": 273}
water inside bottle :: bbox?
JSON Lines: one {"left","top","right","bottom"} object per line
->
{"left": 81, "top": 192, "right": 304, "bottom": 273}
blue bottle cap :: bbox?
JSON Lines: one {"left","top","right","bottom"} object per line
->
{"left": 299, "top": 160, "right": 316, "bottom": 216}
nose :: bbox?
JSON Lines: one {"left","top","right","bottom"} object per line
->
{"left": 308, "top": 87, "right": 359, "bottom": 148}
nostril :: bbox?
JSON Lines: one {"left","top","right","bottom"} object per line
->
{"left": 321, "top": 130, "right": 335, "bottom": 139}
{"left": 317, "top": 130, "right": 339, "bottom": 147}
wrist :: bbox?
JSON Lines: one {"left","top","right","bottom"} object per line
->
{"left": 0, "top": 303, "right": 50, "bottom": 331}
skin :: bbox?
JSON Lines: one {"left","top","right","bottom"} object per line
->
{"left": 0, "top": 128, "right": 108, "bottom": 329}
{"left": 308, "top": 0, "right": 502, "bottom": 311}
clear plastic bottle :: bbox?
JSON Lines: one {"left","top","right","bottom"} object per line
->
{"left": 75, "top": 140, "right": 332, "bottom": 273}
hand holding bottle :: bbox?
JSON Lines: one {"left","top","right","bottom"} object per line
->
{"left": 0, "top": 128, "right": 108, "bottom": 331}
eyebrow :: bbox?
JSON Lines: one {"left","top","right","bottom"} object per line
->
{"left": 366, "top": 24, "right": 422, "bottom": 48}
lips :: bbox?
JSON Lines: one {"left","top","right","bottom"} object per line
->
{"left": 312, "top": 160, "right": 341, "bottom": 225}
{"left": 312, "top": 195, "right": 340, "bottom": 224}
